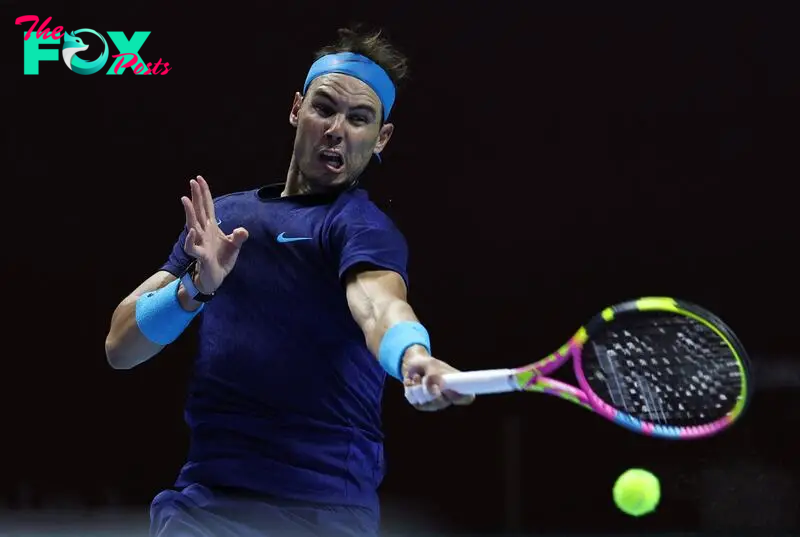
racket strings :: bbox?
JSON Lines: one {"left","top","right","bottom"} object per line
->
{"left": 582, "top": 314, "right": 743, "bottom": 427}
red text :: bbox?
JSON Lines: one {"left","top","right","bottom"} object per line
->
{"left": 111, "top": 53, "right": 171, "bottom": 75}
{"left": 15, "top": 15, "right": 64, "bottom": 41}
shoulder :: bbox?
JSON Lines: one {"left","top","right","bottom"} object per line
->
{"left": 326, "top": 188, "right": 411, "bottom": 285}
{"left": 330, "top": 188, "right": 403, "bottom": 235}
{"left": 212, "top": 189, "right": 255, "bottom": 208}
{"left": 211, "top": 189, "right": 258, "bottom": 224}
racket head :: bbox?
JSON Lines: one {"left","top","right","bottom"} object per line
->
{"left": 571, "top": 297, "right": 751, "bottom": 439}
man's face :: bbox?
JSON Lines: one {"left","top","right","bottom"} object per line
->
{"left": 289, "top": 73, "right": 394, "bottom": 188}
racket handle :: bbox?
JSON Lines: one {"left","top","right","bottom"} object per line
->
{"left": 404, "top": 369, "right": 520, "bottom": 405}
{"left": 438, "top": 369, "right": 518, "bottom": 394}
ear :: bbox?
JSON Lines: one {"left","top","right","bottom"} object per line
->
{"left": 289, "top": 92, "right": 303, "bottom": 127}
{"left": 374, "top": 123, "right": 395, "bottom": 156}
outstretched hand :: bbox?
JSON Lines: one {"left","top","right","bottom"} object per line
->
{"left": 402, "top": 352, "right": 476, "bottom": 412}
{"left": 182, "top": 176, "right": 249, "bottom": 294}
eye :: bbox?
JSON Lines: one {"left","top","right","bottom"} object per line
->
{"left": 313, "top": 103, "right": 334, "bottom": 117}
{"left": 349, "top": 115, "right": 369, "bottom": 125}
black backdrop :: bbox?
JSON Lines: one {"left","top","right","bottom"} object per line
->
{"left": 4, "top": 2, "right": 799, "bottom": 535}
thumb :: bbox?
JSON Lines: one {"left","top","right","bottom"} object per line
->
{"left": 229, "top": 227, "right": 249, "bottom": 247}
{"left": 423, "top": 373, "right": 444, "bottom": 398}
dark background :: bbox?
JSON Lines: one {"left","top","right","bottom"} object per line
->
{"left": 3, "top": 1, "right": 799, "bottom": 535}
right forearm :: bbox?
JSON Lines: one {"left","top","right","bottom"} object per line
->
{"left": 105, "top": 273, "right": 203, "bottom": 370}
{"left": 105, "top": 298, "right": 166, "bottom": 370}
{"left": 107, "top": 177, "right": 236, "bottom": 370}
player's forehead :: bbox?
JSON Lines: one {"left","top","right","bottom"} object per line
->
{"left": 307, "top": 74, "right": 381, "bottom": 110}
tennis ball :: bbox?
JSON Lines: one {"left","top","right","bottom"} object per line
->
{"left": 612, "top": 468, "right": 660, "bottom": 517}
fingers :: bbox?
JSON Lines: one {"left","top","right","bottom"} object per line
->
{"left": 404, "top": 373, "right": 474, "bottom": 411}
{"left": 183, "top": 228, "right": 205, "bottom": 258}
{"left": 187, "top": 175, "right": 217, "bottom": 229}
{"left": 423, "top": 373, "right": 445, "bottom": 395}
{"left": 228, "top": 227, "right": 249, "bottom": 248}
{"left": 182, "top": 195, "right": 199, "bottom": 231}
{"left": 182, "top": 193, "right": 205, "bottom": 258}
{"left": 196, "top": 176, "right": 217, "bottom": 224}
{"left": 190, "top": 179, "right": 208, "bottom": 229}
{"left": 428, "top": 374, "right": 475, "bottom": 406}
{"left": 404, "top": 377, "right": 437, "bottom": 405}
{"left": 404, "top": 376, "right": 453, "bottom": 411}
{"left": 445, "top": 390, "right": 476, "bottom": 406}
{"left": 404, "top": 384, "right": 451, "bottom": 411}
{"left": 412, "top": 389, "right": 473, "bottom": 409}
{"left": 181, "top": 176, "right": 222, "bottom": 261}
{"left": 417, "top": 400, "right": 451, "bottom": 412}
{"left": 404, "top": 375, "right": 435, "bottom": 407}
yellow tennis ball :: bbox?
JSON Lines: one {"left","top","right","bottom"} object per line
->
{"left": 613, "top": 468, "right": 660, "bottom": 517}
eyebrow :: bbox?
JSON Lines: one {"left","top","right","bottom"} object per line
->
{"left": 313, "top": 89, "right": 378, "bottom": 117}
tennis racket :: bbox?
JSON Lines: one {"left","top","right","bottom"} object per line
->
{"left": 405, "top": 297, "right": 751, "bottom": 440}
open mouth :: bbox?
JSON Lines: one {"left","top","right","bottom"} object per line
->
{"left": 319, "top": 150, "right": 344, "bottom": 171}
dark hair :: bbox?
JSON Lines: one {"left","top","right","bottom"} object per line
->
{"left": 314, "top": 26, "right": 410, "bottom": 90}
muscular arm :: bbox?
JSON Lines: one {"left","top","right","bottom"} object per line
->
{"left": 105, "top": 270, "right": 203, "bottom": 370}
{"left": 345, "top": 266, "right": 429, "bottom": 377}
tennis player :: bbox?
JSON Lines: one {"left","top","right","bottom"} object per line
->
{"left": 104, "top": 27, "right": 474, "bottom": 536}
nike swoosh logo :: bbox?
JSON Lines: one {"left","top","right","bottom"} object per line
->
{"left": 277, "top": 232, "right": 312, "bottom": 243}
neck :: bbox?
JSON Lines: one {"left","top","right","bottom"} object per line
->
{"left": 281, "top": 154, "right": 311, "bottom": 197}
{"left": 282, "top": 153, "right": 355, "bottom": 197}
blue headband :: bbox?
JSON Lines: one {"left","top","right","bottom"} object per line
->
{"left": 303, "top": 52, "right": 396, "bottom": 121}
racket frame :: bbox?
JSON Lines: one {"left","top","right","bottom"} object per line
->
{"left": 510, "top": 297, "right": 751, "bottom": 439}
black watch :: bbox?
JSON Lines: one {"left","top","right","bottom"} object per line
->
{"left": 180, "top": 265, "right": 215, "bottom": 303}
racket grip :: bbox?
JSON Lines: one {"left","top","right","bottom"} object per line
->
{"left": 438, "top": 369, "right": 519, "bottom": 395}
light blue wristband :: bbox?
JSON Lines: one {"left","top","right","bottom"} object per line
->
{"left": 378, "top": 321, "right": 431, "bottom": 380}
{"left": 135, "top": 278, "right": 204, "bottom": 345}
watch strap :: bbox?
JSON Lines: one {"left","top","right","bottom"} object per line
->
{"left": 180, "top": 269, "right": 215, "bottom": 303}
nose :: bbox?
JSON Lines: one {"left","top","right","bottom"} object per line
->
{"left": 324, "top": 114, "right": 345, "bottom": 144}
